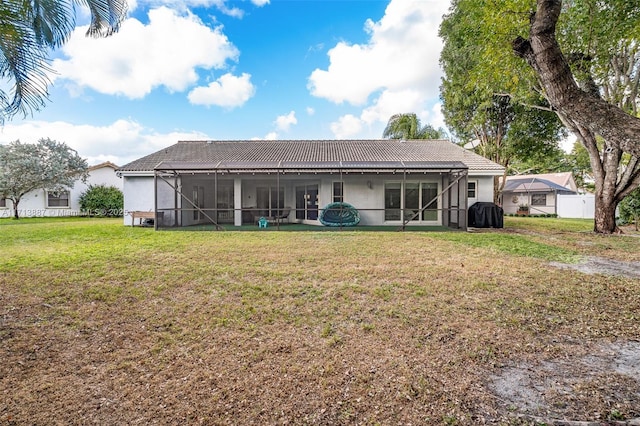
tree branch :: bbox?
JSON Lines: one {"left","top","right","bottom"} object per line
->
{"left": 513, "top": 0, "right": 640, "bottom": 159}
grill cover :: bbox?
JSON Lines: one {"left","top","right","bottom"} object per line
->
{"left": 468, "top": 202, "right": 504, "bottom": 228}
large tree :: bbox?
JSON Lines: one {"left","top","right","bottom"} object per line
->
{"left": 441, "top": 0, "right": 640, "bottom": 233}
{"left": 382, "top": 113, "right": 447, "bottom": 140}
{"left": 512, "top": 0, "right": 640, "bottom": 233}
{"left": 0, "top": 0, "right": 127, "bottom": 123}
{"left": 440, "top": 2, "right": 566, "bottom": 202}
{"left": 0, "top": 138, "right": 88, "bottom": 219}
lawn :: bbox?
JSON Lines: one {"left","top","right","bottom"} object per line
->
{"left": 1, "top": 217, "right": 639, "bottom": 425}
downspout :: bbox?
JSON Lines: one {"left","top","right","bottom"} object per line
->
{"left": 174, "top": 175, "right": 178, "bottom": 227}
{"left": 339, "top": 165, "right": 344, "bottom": 230}
{"left": 402, "top": 167, "right": 407, "bottom": 231}
{"left": 461, "top": 171, "right": 468, "bottom": 230}
{"left": 154, "top": 169, "right": 158, "bottom": 230}
{"left": 214, "top": 171, "right": 218, "bottom": 225}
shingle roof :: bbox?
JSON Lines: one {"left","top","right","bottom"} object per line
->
{"left": 118, "top": 139, "right": 504, "bottom": 174}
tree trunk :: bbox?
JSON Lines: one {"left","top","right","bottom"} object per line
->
{"left": 512, "top": 0, "right": 640, "bottom": 159}
{"left": 12, "top": 198, "right": 20, "bottom": 219}
{"left": 562, "top": 120, "right": 621, "bottom": 234}
{"left": 594, "top": 196, "right": 618, "bottom": 234}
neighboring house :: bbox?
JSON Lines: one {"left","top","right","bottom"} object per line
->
{"left": 501, "top": 172, "right": 581, "bottom": 216}
{"left": 117, "top": 139, "right": 505, "bottom": 229}
{"left": 0, "top": 162, "right": 122, "bottom": 218}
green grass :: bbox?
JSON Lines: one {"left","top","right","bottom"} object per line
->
{"left": 1, "top": 216, "right": 639, "bottom": 424}
{"left": 504, "top": 216, "right": 594, "bottom": 232}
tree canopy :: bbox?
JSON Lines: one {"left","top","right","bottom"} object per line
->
{"left": 0, "top": 138, "right": 88, "bottom": 218}
{"left": 439, "top": 1, "right": 566, "bottom": 189}
{"left": 440, "top": 0, "right": 640, "bottom": 233}
{"left": 382, "top": 113, "right": 448, "bottom": 140}
{"left": 0, "top": 0, "right": 127, "bottom": 123}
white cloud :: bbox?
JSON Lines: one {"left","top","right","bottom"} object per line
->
{"left": 274, "top": 111, "right": 297, "bottom": 132}
{"left": 330, "top": 94, "right": 446, "bottom": 140}
{"left": 330, "top": 114, "right": 363, "bottom": 139}
{"left": 309, "top": 0, "right": 449, "bottom": 135}
{"left": 209, "top": 0, "right": 244, "bottom": 18}
{"left": 52, "top": 7, "right": 239, "bottom": 99}
{"left": 188, "top": 73, "right": 255, "bottom": 108}
{"left": 264, "top": 132, "right": 278, "bottom": 140}
{"left": 0, "top": 119, "right": 207, "bottom": 166}
{"left": 360, "top": 89, "right": 426, "bottom": 126}
{"left": 306, "top": 107, "right": 315, "bottom": 116}
{"left": 429, "top": 102, "right": 447, "bottom": 133}
{"left": 135, "top": 0, "right": 270, "bottom": 17}
{"left": 308, "top": 0, "right": 446, "bottom": 105}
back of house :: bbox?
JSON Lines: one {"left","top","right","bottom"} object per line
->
{"left": 117, "top": 139, "right": 504, "bottom": 229}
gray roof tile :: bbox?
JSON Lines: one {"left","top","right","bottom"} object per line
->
{"left": 118, "top": 139, "right": 504, "bottom": 173}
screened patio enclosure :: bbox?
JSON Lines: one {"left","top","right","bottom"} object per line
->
{"left": 152, "top": 160, "right": 469, "bottom": 230}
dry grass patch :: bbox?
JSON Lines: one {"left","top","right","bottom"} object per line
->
{"left": 1, "top": 217, "right": 639, "bottom": 424}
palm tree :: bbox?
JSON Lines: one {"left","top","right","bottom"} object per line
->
{"left": 382, "top": 113, "right": 448, "bottom": 140}
{"left": 0, "top": 0, "right": 127, "bottom": 123}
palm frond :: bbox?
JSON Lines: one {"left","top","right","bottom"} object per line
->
{"left": 77, "top": 0, "right": 127, "bottom": 37}
{"left": 0, "top": 0, "right": 127, "bottom": 123}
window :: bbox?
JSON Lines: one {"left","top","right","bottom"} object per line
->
{"left": 192, "top": 186, "right": 204, "bottom": 220}
{"left": 384, "top": 182, "right": 439, "bottom": 222}
{"left": 0, "top": 198, "right": 6, "bottom": 208}
{"left": 468, "top": 181, "right": 477, "bottom": 199}
{"left": 333, "top": 182, "right": 343, "bottom": 203}
{"left": 421, "top": 183, "right": 438, "bottom": 221}
{"left": 531, "top": 194, "right": 547, "bottom": 206}
{"left": 47, "top": 191, "right": 70, "bottom": 208}
{"left": 384, "top": 183, "right": 402, "bottom": 220}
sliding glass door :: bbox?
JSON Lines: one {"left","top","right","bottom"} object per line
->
{"left": 295, "top": 184, "right": 318, "bottom": 220}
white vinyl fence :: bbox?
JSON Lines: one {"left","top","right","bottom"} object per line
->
{"left": 557, "top": 193, "right": 595, "bottom": 219}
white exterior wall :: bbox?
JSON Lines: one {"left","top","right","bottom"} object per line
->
{"left": 122, "top": 175, "right": 155, "bottom": 225}
{"left": 503, "top": 191, "right": 560, "bottom": 215}
{"left": 557, "top": 193, "right": 595, "bottom": 219}
{"left": 0, "top": 165, "right": 122, "bottom": 218}
{"left": 119, "top": 171, "right": 500, "bottom": 227}
{"left": 473, "top": 176, "right": 495, "bottom": 204}
{"left": 342, "top": 176, "right": 384, "bottom": 226}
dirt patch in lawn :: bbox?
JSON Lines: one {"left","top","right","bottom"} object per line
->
{"left": 550, "top": 256, "right": 640, "bottom": 278}
{"left": 490, "top": 340, "right": 640, "bottom": 423}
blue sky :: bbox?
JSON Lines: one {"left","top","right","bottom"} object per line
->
{"left": 0, "top": 0, "right": 451, "bottom": 166}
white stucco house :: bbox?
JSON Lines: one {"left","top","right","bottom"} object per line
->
{"left": 117, "top": 140, "right": 504, "bottom": 230}
{"left": 500, "top": 172, "right": 594, "bottom": 218}
{"left": 0, "top": 162, "right": 122, "bottom": 218}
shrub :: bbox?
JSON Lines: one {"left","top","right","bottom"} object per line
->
{"left": 619, "top": 188, "right": 640, "bottom": 230}
{"left": 79, "top": 185, "right": 123, "bottom": 217}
